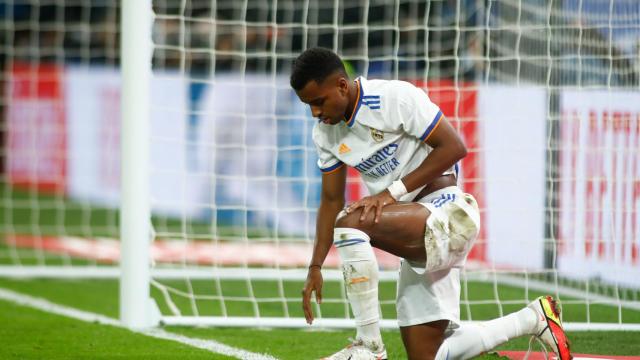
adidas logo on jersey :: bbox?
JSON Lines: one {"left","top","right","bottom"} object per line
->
{"left": 338, "top": 143, "right": 351, "bottom": 154}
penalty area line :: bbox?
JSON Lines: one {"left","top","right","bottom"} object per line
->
{"left": 143, "top": 328, "right": 279, "bottom": 360}
{"left": 0, "top": 287, "right": 279, "bottom": 360}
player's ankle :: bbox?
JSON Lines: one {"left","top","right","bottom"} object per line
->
{"left": 523, "top": 302, "right": 543, "bottom": 334}
{"left": 357, "top": 323, "right": 383, "bottom": 344}
{"left": 358, "top": 337, "right": 385, "bottom": 353}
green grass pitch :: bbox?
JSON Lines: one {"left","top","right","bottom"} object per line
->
{"left": 1, "top": 277, "right": 639, "bottom": 359}
{"left": 1, "top": 185, "right": 640, "bottom": 358}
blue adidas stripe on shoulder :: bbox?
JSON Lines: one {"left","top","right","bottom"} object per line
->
{"left": 362, "top": 95, "right": 381, "bottom": 110}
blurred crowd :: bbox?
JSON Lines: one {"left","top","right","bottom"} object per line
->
{"left": 0, "top": 0, "right": 483, "bottom": 79}
{"left": 0, "top": 0, "right": 636, "bottom": 83}
{"left": 0, "top": 1, "right": 119, "bottom": 65}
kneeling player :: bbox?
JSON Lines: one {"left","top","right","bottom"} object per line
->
{"left": 291, "top": 47, "right": 572, "bottom": 360}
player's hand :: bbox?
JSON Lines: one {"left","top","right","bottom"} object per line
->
{"left": 345, "top": 190, "right": 396, "bottom": 224}
{"left": 301, "top": 266, "right": 323, "bottom": 325}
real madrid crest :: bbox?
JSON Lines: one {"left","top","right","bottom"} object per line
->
{"left": 370, "top": 128, "right": 384, "bottom": 142}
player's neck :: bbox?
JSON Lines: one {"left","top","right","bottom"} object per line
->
{"left": 343, "top": 79, "right": 359, "bottom": 123}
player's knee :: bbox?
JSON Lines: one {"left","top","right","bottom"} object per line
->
{"left": 334, "top": 208, "right": 363, "bottom": 229}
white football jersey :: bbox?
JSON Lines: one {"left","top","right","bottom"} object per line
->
{"left": 312, "top": 77, "right": 458, "bottom": 201}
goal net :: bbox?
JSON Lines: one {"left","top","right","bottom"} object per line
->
{"left": 1, "top": 0, "right": 639, "bottom": 331}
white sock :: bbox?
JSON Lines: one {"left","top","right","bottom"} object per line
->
{"left": 435, "top": 307, "right": 537, "bottom": 360}
{"left": 334, "top": 227, "right": 382, "bottom": 344}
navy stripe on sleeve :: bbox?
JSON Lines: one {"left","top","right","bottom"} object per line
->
{"left": 419, "top": 110, "right": 443, "bottom": 141}
{"left": 320, "top": 161, "right": 344, "bottom": 173}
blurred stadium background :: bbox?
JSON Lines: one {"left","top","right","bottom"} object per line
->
{"left": 0, "top": 0, "right": 639, "bottom": 359}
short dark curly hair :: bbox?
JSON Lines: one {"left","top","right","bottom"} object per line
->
{"left": 290, "top": 47, "right": 347, "bottom": 91}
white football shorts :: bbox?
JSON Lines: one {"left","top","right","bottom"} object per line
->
{"left": 396, "top": 186, "right": 480, "bottom": 327}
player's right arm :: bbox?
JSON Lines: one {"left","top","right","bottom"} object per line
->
{"left": 302, "top": 164, "right": 347, "bottom": 324}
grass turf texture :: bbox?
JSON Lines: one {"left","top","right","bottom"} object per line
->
{"left": 0, "top": 298, "right": 234, "bottom": 360}
{"left": 1, "top": 277, "right": 639, "bottom": 359}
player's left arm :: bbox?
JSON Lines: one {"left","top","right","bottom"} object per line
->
{"left": 400, "top": 115, "right": 466, "bottom": 193}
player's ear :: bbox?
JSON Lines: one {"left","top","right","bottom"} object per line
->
{"left": 337, "top": 76, "right": 349, "bottom": 96}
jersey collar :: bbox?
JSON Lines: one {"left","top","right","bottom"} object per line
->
{"left": 345, "top": 77, "right": 364, "bottom": 128}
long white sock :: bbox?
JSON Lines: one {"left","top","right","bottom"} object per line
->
{"left": 334, "top": 227, "right": 382, "bottom": 344}
{"left": 435, "top": 307, "right": 538, "bottom": 360}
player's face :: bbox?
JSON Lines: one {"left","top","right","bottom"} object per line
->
{"left": 296, "top": 74, "right": 350, "bottom": 125}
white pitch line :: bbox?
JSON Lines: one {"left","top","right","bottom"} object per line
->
{"left": 0, "top": 287, "right": 278, "bottom": 360}
{"left": 143, "top": 328, "right": 279, "bottom": 360}
{"left": 0, "top": 287, "right": 120, "bottom": 326}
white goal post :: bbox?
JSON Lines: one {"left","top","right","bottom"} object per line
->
{"left": 120, "top": 0, "right": 154, "bottom": 329}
